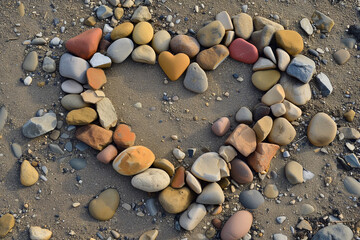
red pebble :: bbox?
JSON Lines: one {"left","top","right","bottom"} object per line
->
{"left": 171, "top": 166, "right": 185, "bottom": 188}
{"left": 65, "top": 28, "right": 102, "bottom": 60}
{"left": 229, "top": 38, "right": 258, "bottom": 64}
{"left": 96, "top": 144, "right": 118, "bottom": 164}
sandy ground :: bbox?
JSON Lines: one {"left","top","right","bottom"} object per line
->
{"left": 0, "top": 0, "right": 359, "bottom": 239}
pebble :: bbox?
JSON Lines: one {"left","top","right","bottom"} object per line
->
{"left": 191, "top": 152, "right": 229, "bottom": 182}
{"left": 196, "top": 45, "right": 229, "bottom": 70}
{"left": 42, "top": 56, "right": 56, "bottom": 73}
{"left": 223, "top": 31, "right": 235, "bottom": 47}
{"left": 225, "top": 124, "right": 256, "bottom": 157}
{"left": 253, "top": 116, "right": 273, "bottom": 143}
{"left": 268, "top": 117, "right": 296, "bottom": 146}
{"left": 114, "top": 7, "right": 124, "bottom": 20}
{"left": 230, "top": 159, "right": 253, "bottom": 184}
{"left": 173, "top": 148, "right": 186, "bottom": 160}
{"left": 89, "top": 53, "right": 112, "bottom": 68}
{"left": 253, "top": 57, "right": 276, "bottom": 71}
{"left": 273, "top": 233, "right": 288, "bottom": 240}
{"left": 271, "top": 103, "right": 286, "bottom": 117}
{"left": 339, "top": 127, "right": 360, "bottom": 139}
{"left": 158, "top": 186, "right": 193, "bottom": 214}
{"left": 276, "top": 216, "right": 286, "bottom": 224}
{"left": 85, "top": 16, "right": 96, "bottom": 26}
{"left": 247, "top": 143, "right": 279, "bottom": 173}
{"left": 170, "top": 35, "right": 200, "bottom": 58}
{"left": 97, "top": 145, "right": 118, "bottom": 164}
{"left": 22, "top": 113, "right": 57, "bottom": 138}
{"left": 229, "top": 38, "right": 258, "bottom": 64}
{"left": 49, "top": 143, "right": 64, "bottom": 154}
{"left": 107, "top": 38, "right": 134, "bottom": 63}
{"left": 20, "top": 160, "right": 39, "bottom": 186}
{"left": 197, "top": 20, "right": 225, "bottom": 47}
{"left": 300, "top": 18, "right": 313, "bottom": 35}
{"left": 251, "top": 70, "right": 281, "bottom": 91}
{"left": 131, "top": 6, "right": 151, "bottom": 23}
{"left": 311, "top": 10, "right": 335, "bottom": 33}
{"left": 264, "top": 184, "right": 279, "bottom": 198}
{"left": 312, "top": 224, "right": 353, "bottom": 240}
{"left": 103, "top": 24, "right": 113, "bottom": 35}
{"left": 216, "top": 11, "right": 233, "bottom": 31}
{"left": 185, "top": 170, "right": 202, "bottom": 194}
{"left": 23, "top": 51, "right": 38, "bottom": 71}
{"left": 69, "top": 158, "right": 87, "bottom": 170}
{"left": 341, "top": 38, "right": 356, "bottom": 49}
{"left": 153, "top": 158, "right": 174, "bottom": 176}
{"left": 113, "top": 145, "right": 154, "bottom": 176}
{"left": 263, "top": 46, "right": 276, "bottom": 64}
{"left": 250, "top": 25, "right": 276, "bottom": 52}
{"left": 65, "top": 28, "right": 102, "bottom": 60}
{"left": 96, "top": 5, "right": 113, "bottom": 20}
{"left": 31, "top": 38, "right": 47, "bottom": 45}
{"left": 280, "top": 74, "right": 312, "bottom": 105}
{"left": 219, "top": 145, "right": 237, "bottom": 162}
{"left": 300, "top": 204, "right": 315, "bottom": 215}
{"left": 315, "top": 73, "right": 333, "bottom": 97}
{"left": 307, "top": 112, "right": 337, "bottom": 147}
{"left": 179, "top": 203, "right": 206, "bottom": 231}
{"left": 18, "top": 2, "right": 25, "bottom": 16}
{"left": 139, "top": 229, "right": 158, "bottom": 240}
{"left": 232, "top": 13, "right": 253, "bottom": 39}
{"left": 75, "top": 124, "right": 113, "bottom": 150}
{"left": 132, "top": 22, "right": 154, "bottom": 45}
{"left": 111, "top": 230, "right": 121, "bottom": 239}
{"left": 212, "top": 117, "right": 230, "bottom": 136}
{"left": 11, "top": 143, "right": 22, "bottom": 159}
{"left": 96, "top": 97, "right": 118, "bottom": 129}
{"left": 152, "top": 30, "right": 171, "bottom": 54}
{"left": 253, "top": 16, "right": 284, "bottom": 31}
{"left": 171, "top": 166, "right": 185, "bottom": 188}
{"left": 343, "top": 176, "right": 360, "bottom": 196}
{"left": 62, "top": 94, "right": 90, "bottom": 110}
{"left": 344, "top": 110, "right": 355, "bottom": 122}
{"left": 59, "top": 53, "right": 90, "bottom": 84}
{"left": 81, "top": 90, "right": 105, "bottom": 104}
{"left": 89, "top": 189, "right": 120, "bottom": 220}
{"left": 333, "top": 49, "right": 350, "bottom": 65}
{"left": 239, "top": 190, "right": 264, "bottom": 209}
{"left": 297, "top": 220, "right": 312, "bottom": 231}
{"left": 275, "top": 30, "right": 304, "bottom": 55}
{"left": 113, "top": 124, "right": 136, "bottom": 149}
{"left": 286, "top": 54, "right": 316, "bottom": 83}
{"left": 0, "top": 106, "right": 8, "bottom": 132}
{"left": 29, "top": 226, "right": 52, "bottom": 240}
{"left": 261, "top": 84, "right": 285, "bottom": 106}
{"left": 276, "top": 48, "right": 290, "bottom": 71}
{"left": 131, "top": 168, "right": 170, "bottom": 192}
{"left": 285, "top": 161, "right": 303, "bottom": 184}
{"left": 131, "top": 45, "right": 156, "bottom": 64}
{"left": 253, "top": 103, "right": 270, "bottom": 122}
{"left": 158, "top": 51, "right": 190, "bottom": 81}
{"left": 196, "top": 182, "right": 224, "bottom": 204}
{"left": 235, "top": 107, "right": 253, "bottom": 124}
{"left": 0, "top": 214, "right": 15, "bottom": 238}
{"left": 221, "top": 211, "right": 253, "bottom": 240}
{"left": 66, "top": 107, "right": 97, "bottom": 125}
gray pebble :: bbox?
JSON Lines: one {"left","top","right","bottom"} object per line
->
{"left": 75, "top": 142, "right": 89, "bottom": 151}
{"left": 0, "top": 106, "right": 8, "bottom": 132}
{"left": 65, "top": 142, "right": 73, "bottom": 152}
{"left": 41, "top": 165, "right": 48, "bottom": 175}
{"left": 276, "top": 216, "right": 286, "bottom": 224}
{"left": 49, "top": 143, "right": 64, "bottom": 154}
{"left": 145, "top": 198, "right": 158, "bottom": 216}
{"left": 31, "top": 38, "right": 47, "bottom": 45}
{"left": 70, "top": 158, "right": 87, "bottom": 170}
{"left": 273, "top": 233, "right": 288, "bottom": 240}
{"left": 49, "top": 130, "right": 60, "bottom": 140}
{"left": 11, "top": 143, "right": 22, "bottom": 159}
{"left": 239, "top": 190, "right": 264, "bottom": 209}
{"left": 22, "top": 113, "right": 57, "bottom": 138}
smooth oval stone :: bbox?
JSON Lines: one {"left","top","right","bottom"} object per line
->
{"left": 69, "top": 158, "right": 87, "bottom": 170}
{"left": 113, "top": 146, "right": 155, "bottom": 176}
{"left": 300, "top": 18, "right": 314, "bottom": 35}
{"left": 212, "top": 117, "right": 230, "bottom": 137}
{"left": 29, "top": 226, "right": 52, "bottom": 240}
{"left": 300, "top": 204, "right": 315, "bottom": 215}
{"left": 185, "top": 170, "right": 202, "bottom": 194}
{"left": 251, "top": 70, "right": 281, "bottom": 91}
{"left": 268, "top": 117, "right": 296, "bottom": 146}
{"left": 131, "top": 168, "right": 170, "bottom": 192}
{"left": 23, "top": 51, "right": 38, "bottom": 71}
{"left": 151, "top": 30, "right": 171, "bottom": 54}
{"left": 171, "top": 166, "right": 185, "bottom": 188}
{"left": 66, "top": 107, "right": 97, "bottom": 125}
{"left": 111, "top": 22, "right": 134, "bottom": 40}
{"left": 179, "top": 203, "right": 207, "bottom": 231}
{"left": 343, "top": 176, "right": 360, "bottom": 196}
{"left": 285, "top": 161, "right": 303, "bottom": 184}
{"left": 0, "top": 106, "right": 8, "bottom": 132}
{"left": 280, "top": 74, "right": 311, "bottom": 105}
{"left": 153, "top": 158, "right": 175, "bottom": 177}
{"left": 196, "top": 182, "right": 224, "bottom": 205}
{"left": 158, "top": 51, "right": 190, "bottom": 81}
{"left": 312, "top": 224, "right": 353, "bottom": 240}
{"left": 61, "top": 94, "right": 90, "bottom": 111}
{"left": 20, "top": 160, "right": 39, "bottom": 186}
{"left": 235, "top": 107, "right": 253, "bottom": 124}
{"left": 232, "top": 13, "right": 253, "bottom": 39}
{"left": 230, "top": 159, "right": 253, "bottom": 184}
{"left": 183, "top": 62, "right": 208, "bottom": 93}
{"left": 131, "top": 45, "right": 156, "bottom": 64}
{"left": 276, "top": 48, "right": 290, "bottom": 71}
{"left": 275, "top": 30, "right": 304, "bottom": 56}
{"left": 239, "top": 190, "right": 264, "bottom": 209}
{"left": 264, "top": 184, "right": 279, "bottom": 198}
{"left": 196, "top": 45, "right": 229, "bottom": 70}
{"left": 65, "top": 28, "right": 102, "bottom": 60}
{"left": 283, "top": 100, "right": 302, "bottom": 121}
{"left": 107, "top": 38, "right": 134, "bottom": 63}
{"left": 307, "top": 112, "right": 336, "bottom": 147}
{"left": 61, "top": 80, "right": 83, "bottom": 94}
{"left": 59, "top": 53, "right": 90, "bottom": 84}
{"left": 0, "top": 214, "right": 15, "bottom": 238}
{"left": 229, "top": 38, "right": 258, "bottom": 64}
{"left": 221, "top": 211, "right": 253, "bottom": 240}
{"left": 170, "top": 35, "right": 200, "bottom": 58}
{"left": 197, "top": 20, "right": 225, "bottom": 47}
{"left": 333, "top": 49, "right": 350, "bottom": 65}
{"left": 132, "top": 21, "right": 154, "bottom": 45}
{"left": 97, "top": 144, "right": 118, "bottom": 164}
{"left": 22, "top": 113, "right": 57, "bottom": 138}
{"left": 89, "top": 189, "right": 120, "bottom": 221}
{"left": 11, "top": 143, "right": 22, "bottom": 159}
{"left": 158, "top": 186, "right": 194, "bottom": 214}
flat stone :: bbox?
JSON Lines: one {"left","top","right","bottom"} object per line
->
{"left": 158, "top": 51, "right": 190, "bottom": 81}
{"left": 307, "top": 112, "right": 336, "bottom": 147}
{"left": 268, "top": 117, "right": 296, "bottom": 146}
{"left": 251, "top": 70, "right": 281, "bottom": 91}
{"left": 341, "top": 38, "right": 356, "bottom": 49}
{"left": 216, "top": 11, "right": 233, "bottom": 31}
{"left": 196, "top": 45, "right": 229, "bottom": 70}
{"left": 170, "top": 35, "right": 200, "bottom": 58}
{"left": 283, "top": 100, "right": 302, "bottom": 121}
{"left": 131, "top": 168, "right": 170, "bottom": 192}
{"left": 247, "top": 142, "right": 279, "bottom": 173}
{"left": 0, "top": 214, "right": 15, "bottom": 238}
{"left": 81, "top": 90, "right": 105, "bottom": 104}
{"left": 225, "top": 124, "right": 257, "bottom": 157}
{"left": 42, "top": 56, "right": 56, "bottom": 73}
{"left": 285, "top": 161, "right": 303, "bottom": 184}
{"left": 280, "top": 74, "right": 312, "bottom": 105}
{"left": 89, "top": 189, "right": 120, "bottom": 221}
{"left": 344, "top": 154, "right": 360, "bottom": 168}
{"left": 219, "top": 145, "right": 237, "bottom": 162}
{"left": 75, "top": 124, "right": 113, "bottom": 150}
{"left": 312, "top": 224, "right": 353, "bottom": 240}
{"left": 196, "top": 182, "right": 224, "bottom": 204}
{"left": 59, "top": 53, "right": 90, "bottom": 84}
{"left": 96, "top": 5, "right": 113, "bottom": 20}
{"left": 65, "top": 28, "right": 102, "bottom": 60}
{"left": 131, "top": 45, "right": 156, "bottom": 64}
{"left": 235, "top": 107, "right": 253, "bottom": 124}
{"left": 132, "top": 21, "right": 153, "bottom": 45}
{"left": 185, "top": 171, "right": 202, "bottom": 194}
{"left": 29, "top": 226, "right": 52, "bottom": 240}
{"left": 253, "top": 57, "right": 276, "bottom": 71}
{"left": 96, "top": 97, "right": 118, "bottom": 129}
{"left": 158, "top": 186, "right": 194, "bottom": 214}
{"left": 23, "top": 51, "right": 38, "bottom": 71}
{"left": 286, "top": 54, "right": 316, "bottom": 84}
{"left": 276, "top": 48, "right": 290, "bottom": 71}
{"left": 61, "top": 80, "right": 84, "bottom": 93}
{"left": 89, "top": 52, "right": 112, "bottom": 68}
{"left": 49, "top": 144, "right": 64, "bottom": 154}
{"left": 22, "top": 113, "right": 57, "bottom": 138}
{"left": 275, "top": 30, "right": 304, "bottom": 56}
{"left": 253, "top": 16, "right": 284, "bottom": 31}
{"left": 97, "top": 144, "right": 118, "bottom": 164}
{"left": 344, "top": 176, "right": 360, "bottom": 196}
{"left": 229, "top": 38, "right": 258, "bottom": 64}
{"left": 11, "top": 143, "right": 22, "bottom": 158}
{"left": 20, "top": 160, "right": 39, "bottom": 186}
{"left": 239, "top": 190, "right": 265, "bottom": 209}
{"left": 151, "top": 30, "right": 171, "bottom": 54}
{"left": 131, "top": 6, "right": 151, "bottom": 23}
{"left": 261, "top": 84, "right": 285, "bottom": 106}
{"left": 230, "top": 159, "right": 253, "bottom": 184}
{"left": 107, "top": 38, "right": 134, "bottom": 63}
{"left": 66, "top": 107, "right": 97, "bottom": 125}
{"left": 339, "top": 127, "right": 360, "bottom": 139}
{"left": 179, "top": 203, "right": 206, "bottom": 231}
{"left": 264, "top": 184, "right": 279, "bottom": 198}
{"left": 0, "top": 106, "right": 8, "bottom": 132}
{"left": 221, "top": 211, "right": 253, "bottom": 240}
{"left": 300, "top": 18, "right": 313, "bottom": 35}
{"left": 300, "top": 204, "right": 315, "bottom": 215}
{"left": 111, "top": 22, "right": 134, "bottom": 40}
{"left": 197, "top": 20, "right": 225, "bottom": 48}
{"left": 311, "top": 10, "right": 335, "bottom": 33}
{"left": 212, "top": 117, "right": 230, "bottom": 137}
{"left": 69, "top": 158, "right": 87, "bottom": 170}
{"left": 333, "top": 49, "right": 350, "bottom": 65}
{"left": 253, "top": 116, "right": 273, "bottom": 143}
{"left": 232, "top": 13, "right": 253, "bottom": 39}
{"left": 191, "top": 152, "right": 229, "bottom": 182}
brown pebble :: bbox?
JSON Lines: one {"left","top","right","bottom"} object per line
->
{"left": 171, "top": 166, "right": 185, "bottom": 188}
{"left": 344, "top": 110, "right": 355, "bottom": 122}
{"left": 212, "top": 218, "right": 222, "bottom": 229}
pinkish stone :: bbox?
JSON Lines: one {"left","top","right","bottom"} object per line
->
{"left": 230, "top": 159, "right": 253, "bottom": 184}
{"left": 221, "top": 210, "right": 253, "bottom": 240}
{"left": 225, "top": 124, "right": 257, "bottom": 157}
{"left": 229, "top": 38, "right": 258, "bottom": 64}
{"left": 212, "top": 117, "right": 230, "bottom": 137}
{"left": 96, "top": 144, "right": 118, "bottom": 164}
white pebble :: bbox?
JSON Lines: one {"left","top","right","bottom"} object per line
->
{"left": 23, "top": 76, "right": 32, "bottom": 86}
{"left": 173, "top": 148, "right": 185, "bottom": 160}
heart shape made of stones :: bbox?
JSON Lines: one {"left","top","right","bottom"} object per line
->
{"left": 158, "top": 51, "right": 190, "bottom": 81}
